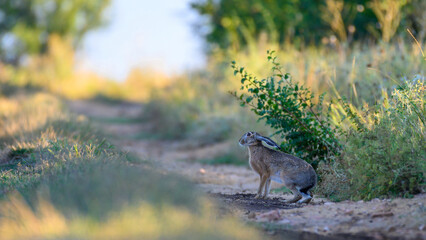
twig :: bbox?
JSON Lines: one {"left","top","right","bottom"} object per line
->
{"left": 407, "top": 28, "right": 425, "bottom": 60}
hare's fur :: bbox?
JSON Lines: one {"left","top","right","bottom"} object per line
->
{"left": 239, "top": 131, "right": 317, "bottom": 204}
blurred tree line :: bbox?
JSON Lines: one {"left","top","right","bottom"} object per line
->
{"left": 191, "top": 0, "right": 426, "bottom": 50}
{"left": 0, "top": 0, "right": 110, "bottom": 64}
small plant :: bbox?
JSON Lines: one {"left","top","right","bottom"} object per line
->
{"left": 231, "top": 51, "right": 341, "bottom": 168}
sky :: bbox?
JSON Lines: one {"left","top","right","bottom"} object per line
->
{"left": 77, "top": 0, "right": 205, "bottom": 81}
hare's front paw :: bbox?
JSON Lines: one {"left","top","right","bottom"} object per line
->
{"left": 254, "top": 194, "right": 263, "bottom": 199}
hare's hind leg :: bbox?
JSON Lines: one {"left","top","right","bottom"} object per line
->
{"left": 284, "top": 188, "right": 302, "bottom": 203}
{"left": 297, "top": 192, "right": 312, "bottom": 203}
{"left": 297, "top": 188, "right": 313, "bottom": 203}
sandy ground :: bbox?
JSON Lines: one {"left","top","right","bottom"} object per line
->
{"left": 68, "top": 100, "right": 426, "bottom": 240}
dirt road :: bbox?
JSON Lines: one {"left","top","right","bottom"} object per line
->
{"left": 68, "top": 100, "right": 426, "bottom": 240}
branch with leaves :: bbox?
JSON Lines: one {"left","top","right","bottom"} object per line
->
{"left": 231, "top": 50, "right": 341, "bottom": 168}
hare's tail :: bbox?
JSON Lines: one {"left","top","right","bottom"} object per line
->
{"left": 299, "top": 183, "right": 314, "bottom": 195}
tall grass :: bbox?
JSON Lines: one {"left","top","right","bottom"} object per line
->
{"left": 137, "top": 40, "right": 425, "bottom": 145}
{"left": 318, "top": 76, "right": 425, "bottom": 200}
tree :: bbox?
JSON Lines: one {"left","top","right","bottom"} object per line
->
{"left": 191, "top": 0, "right": 416, "bottom": 50}
{"left": 0, "top": 0, "right": 110, "bottom": 64}
{"left": 191, "top": 0, "right": 327, "bottom": 50}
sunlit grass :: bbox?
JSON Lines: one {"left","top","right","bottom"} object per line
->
{"left": 0, "top": 88, "right": 262, "bottom": 239}
{"left": 0, "top": 194, "right": 260, "bottom": 240}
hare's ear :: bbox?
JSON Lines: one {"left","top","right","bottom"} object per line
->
{"left": 255, "top": 135, "right": 281, "bottom": 149}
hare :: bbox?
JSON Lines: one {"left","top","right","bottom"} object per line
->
{"left": 239, "top": 131, "right": 317, "bottom": 203}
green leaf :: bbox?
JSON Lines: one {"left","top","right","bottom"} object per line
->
{"left": 284, "top": 73, "right": 291, "bottom": 80}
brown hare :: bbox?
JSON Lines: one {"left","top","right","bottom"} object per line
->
{"left": 239, "top": 131, "right": 317, "bottom": 203}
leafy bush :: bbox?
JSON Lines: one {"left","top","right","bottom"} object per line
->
{"left": 319, "top": 76, "right": 426, "bottom": 200}
{"left": 231, "top": 51, "right": 341, "bottom": 168}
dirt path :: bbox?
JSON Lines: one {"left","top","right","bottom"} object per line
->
{"left": 68, "top": 100, "right": 426, "bottom": 240}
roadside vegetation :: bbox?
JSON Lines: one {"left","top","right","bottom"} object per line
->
{"left": 0, "top": 87, "right": 261, "bottom": 239}
{"left": 232, "top": 52, "right": 425, "bottom": 200}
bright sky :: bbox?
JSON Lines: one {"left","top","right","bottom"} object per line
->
{"left": 77, "top": 0, "right": 205, "bottom": 81}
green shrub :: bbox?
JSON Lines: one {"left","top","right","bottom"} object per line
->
{"left": 319, "top": 77, "right": 426, "bottom": 200}
{"left": 231, "top": 51, "right": 341, "bottom": 168}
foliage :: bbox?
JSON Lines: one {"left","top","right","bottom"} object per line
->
{"left": 369, "top": 0, "right": 408, "bottom": 42}
{"left": 231, "top": 51, "right": 341, "bottom": 168}
{"left": 191, "top": 0, "right": 417, "bottom": 50}
{"left": 0, "top": 0, "right": 110, "bottom": 63}
{"left": 319, "top": 77, "right": 426, "bottom": 200}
